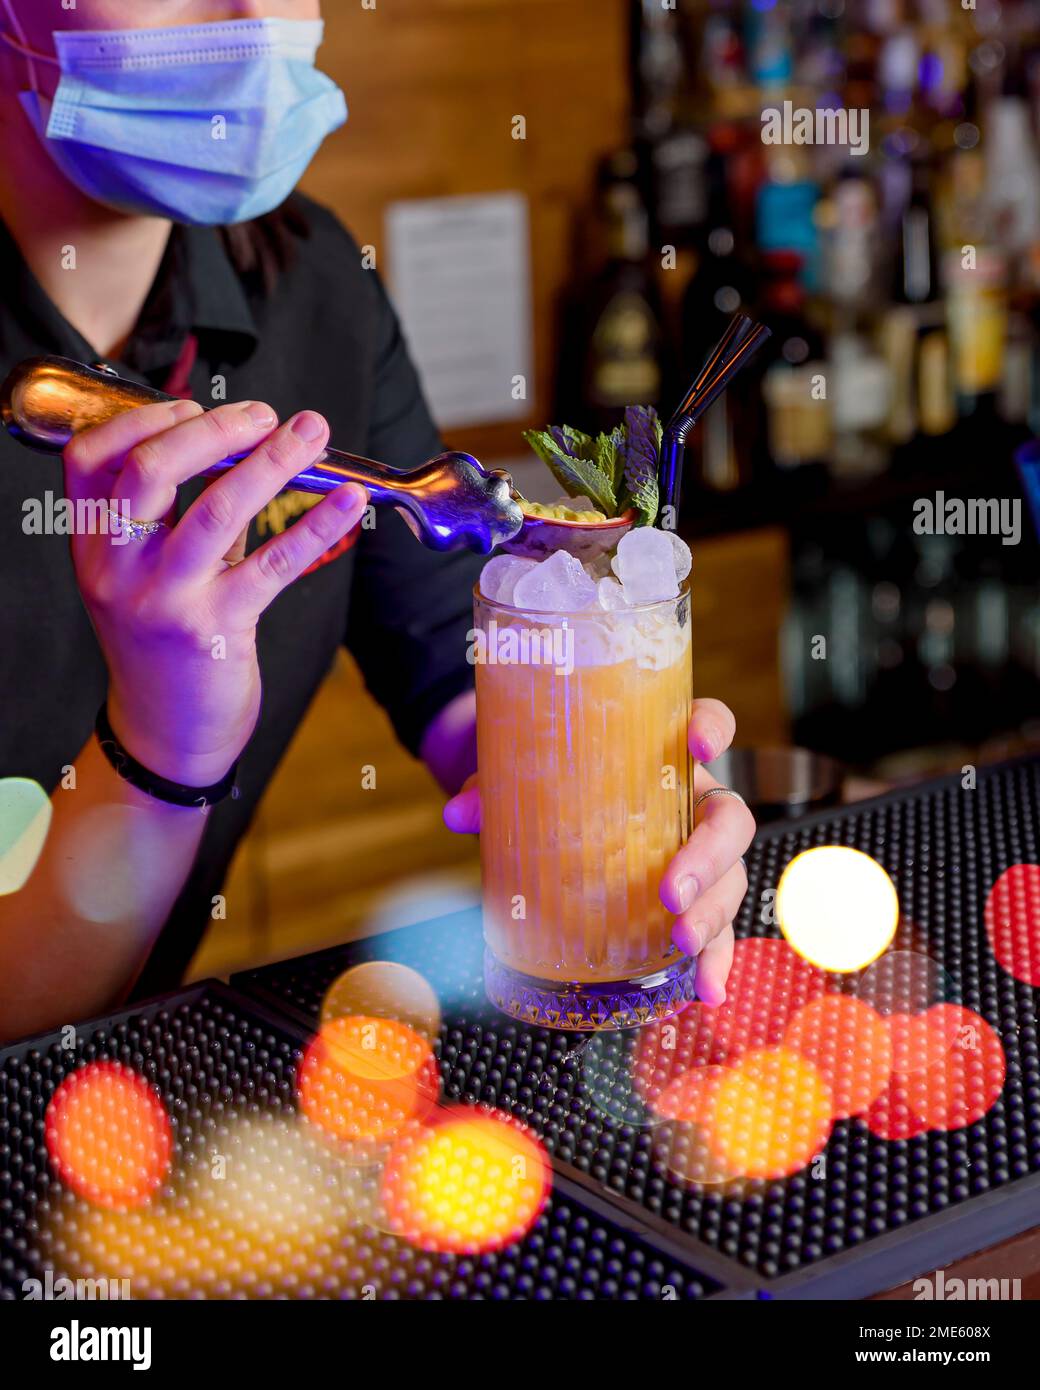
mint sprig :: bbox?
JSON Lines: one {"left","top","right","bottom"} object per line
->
{"left": 616, "top": 406, "right": 661, "bottom": 527}
{"left": 521, "top": 426, "right": 617, "bottom": 516}
{"left": 522, "top": 408, "right": 660, "bottom": 525}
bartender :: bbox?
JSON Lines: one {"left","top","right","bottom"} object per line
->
{"left": 0, "top": 0, "right": 754, "bottom": 1043}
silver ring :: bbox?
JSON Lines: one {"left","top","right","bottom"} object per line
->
{"left": 109, "top": 506, "right": 166, "bottom": 542}
{"left": 694, "top": 786, "right": 747, "bottom": 812}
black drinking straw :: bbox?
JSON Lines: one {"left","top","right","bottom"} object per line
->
{"left": 656, "top": 313, "right": 772, "bottom": 522}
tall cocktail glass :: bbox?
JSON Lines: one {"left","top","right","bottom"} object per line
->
{"left": 474, "top": 580, "right": 695, "bottom": 1029}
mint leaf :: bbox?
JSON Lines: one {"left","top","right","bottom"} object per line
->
{"left": 549, "top": 425, "right": 594, "bottom": 459}
{"left": 608, "top": 425, "right": 628, "bottom": 492}
{"left": 592, "top": 430, "right": 623, "bottom": 495}
{"left": 617, "top": 406, "right": 661, "bottom": 526}
{"left": 522, "top": 428, "right": 617, "bottom": 515}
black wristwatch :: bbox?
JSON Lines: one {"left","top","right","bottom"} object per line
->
{"left": 95, "top": 704, "right": 239, "bottom": 808}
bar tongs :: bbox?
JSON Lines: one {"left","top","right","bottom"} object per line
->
{"left": 0, "top": 355, "right": 525, "bottom": 554}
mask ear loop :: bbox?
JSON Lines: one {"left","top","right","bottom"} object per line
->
{"left": 0, "top": 0, "right": 61, "bottom": 94}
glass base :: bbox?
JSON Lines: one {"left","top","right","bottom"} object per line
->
{"left": 483, "top": 949, "right": 696, "bottom": 1031}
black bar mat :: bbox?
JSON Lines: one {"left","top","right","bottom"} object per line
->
{"left": 0, "top": 982, "right": 722, "bottom": 1300}
{"left": 234, "top": 755, "right": 1040, "bottom": 1298}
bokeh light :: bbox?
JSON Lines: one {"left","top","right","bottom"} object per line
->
{"left": 580, "top": 1029, "right": 667, "bottom": 1128}
{"left": 984, "top": 863, "right": 1040, "bottom": 987}
{"left": 191, "top": 1111, "right": 345, "bottom": 1243}
{"left": 885, "top": 1005, "right": 962, "bottom": 1077}
{"left": 57, "top": 805, "right": 167, "bottom": 924}
{"left": 321, "top": 961, "right": 442, "bottom": 1042}
{"left": 852, "top": 949, "right": 960, "bottom": 1075}
{"left": 653, "top": 1060, "right": 729, "bottom": 1125}
{"left": 297, "top": 1015, "right": 439, "bottom": 1157}
{"left": 652, "top": 1066, "right": 743, "bottom": 1187}
{"left": 45, "top": 1062, "right": 172, "bottom": 1210}
{"left": 783, "top": 995, "right": 893, "bottom": 1119}
{"left": 0, "top": 777, "right": 51, "bottom": 895}
{"left": 44, "top": 1112, "right": 352, "bottom": 1297}
{"left": 852, "top": 947, "right": 957, "bottom": 1015}
{"left": 776, "top": 846, "right": 899, "bottom": 971}
{"left": 862, "top": 1069, "right": 932, "bottom": 1141}
{"left": 708, "top": 1047, "right": 834, "bottom": 1180}
{"left": 381, "top": 1110, "right": 549, "bottom": 1254}
{"left": 865, "top": 1004, "right": 1005, "bottom": 1139}
{"left": 900, "top": 1005, "right": 1006, "bottom": 1132}
{"left": 632, "top": 935, "right": 831, "bottom": 1109}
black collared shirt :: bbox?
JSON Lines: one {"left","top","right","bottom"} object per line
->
{"left": 0, "top": 195, "right": 482, "bottom": 994}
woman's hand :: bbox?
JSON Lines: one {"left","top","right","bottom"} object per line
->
{"left": 657, "top": 698, "right": 755, "bottom": 1007}
{"left": 444, "top": 696, "right": 754, "bottom": 1007}
{"left": 64, "top": 398, "right": 368, "bottom": 786}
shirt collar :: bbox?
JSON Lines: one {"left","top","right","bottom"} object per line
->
{"left": 127, "top": 224, "right": 259, "bottom": 378}
{"left": 0, "top": 218, "right": 259, "bottom": 381}
{"left": 179, "top": 223, "right": 259, "bottom": 346}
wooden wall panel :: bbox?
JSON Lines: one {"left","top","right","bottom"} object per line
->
{"left": 300, "top": 0, "right": 631, "bottom": 461}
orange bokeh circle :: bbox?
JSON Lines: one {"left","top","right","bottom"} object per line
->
{"left": 708, "top": 1046, "right": 834, "bottom": 1180}
{"left": 45, "top": 1061, "right": 172, "bottom": 1210}
{"left": 297, "top": 1015, "right": 439, "bottom": 1154}
{"left": 784, "top": 994, "right": 893, "bottom": 1119}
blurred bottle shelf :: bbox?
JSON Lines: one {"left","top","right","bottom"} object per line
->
{"left": 682, "top": 417, "right": 1034, "bottom": 538}
{"left": 552, "top": 0, "right": 1040, "bottom": 495}
{"left": 543, "top": 0, "right": 1040, "bottom": 768}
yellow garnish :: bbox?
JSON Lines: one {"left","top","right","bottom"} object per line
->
{"left": 520, "top": 501, "right": 608, "bottom": 523}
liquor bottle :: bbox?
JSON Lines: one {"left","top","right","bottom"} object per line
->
{"left": 756, "top": 251, "right": 830, "bottom": 473}
{"left": 630, "top": 0, "right": 708, "bottom": 251}
{"left": 943, "top": 245, "right": 1008, "bottom": 422}
{"left": 630, "top": 0, "right": 686, "bottom": 142}
{"left": 893, "top": 158, "right": 940, "bottom": 308}
{"left": 680, "top": 139, "right": 755, "bottom": 492}
{"left": 744, "top": 0, "right": 793, "bottom": 90}
{"left": 821, "top": 173, "right": 880, "bottom": 312}
{"left": 554, "top": 151, "right": 669, "bottom": 435}
{"left": 697, "top": 5, "right": 750, "bottom": 120}
{"left": 827, "top": 325, "right": 893, "bottom": 480}
{"left": 881, "top": 156, "right": 945, "bottom": 449}
{"left": 755, "top": 143, "right": 821, "bottom": 291}
{"left": 984, "top": 63, "right": 1040, "bottom": 260}
{"left": 917, "top": 330, "right": 956, "bottom": 438}
{"left": 681, "top": 140, "right": 755, "bottom": 371}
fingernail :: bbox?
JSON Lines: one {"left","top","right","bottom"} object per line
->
{"left": 331, "top": 482, "right": 367, "bottom": 510}
{"left": 240, "top": 400, "right": 276, "bottom": 426}
{"left": 241, "top": 400, "right": 276, "bottom": 425}
{"left": 673, "top": 921, "right": 703, "bottom": 956}
{"left": 292, "top": 410, "right": 326, "bottom": 442}
{"left": 694, "top": 729, "right": 718, "bottom": 762}
{"left": 677, "top": 874, "right": 698, "bottom": 912}
{"left": 170, "top": 399, "right": 202, "bottom": 421}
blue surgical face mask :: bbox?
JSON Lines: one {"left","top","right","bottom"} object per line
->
{"left": 0, "top": 15, "right": 347, "bottom": 225}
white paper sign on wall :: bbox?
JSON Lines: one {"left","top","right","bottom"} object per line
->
{"left": 385, "top": 192, "right": 533, "bottom": 430}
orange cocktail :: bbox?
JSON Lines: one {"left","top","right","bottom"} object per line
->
{"left": 474, "top": 581, "right": 695, "bottom": 1029}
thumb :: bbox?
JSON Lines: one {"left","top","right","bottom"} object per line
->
{"left": 444, "top": 773, "right": 481, "bottom": 834}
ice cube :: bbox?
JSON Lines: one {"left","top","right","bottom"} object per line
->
{"left": 511, "top": 548, "right": 598, "bottom": 612}
{"left": 479, "top": 554, "right": 539, "bottom": 604}
{"left": 663, "top": 530, "right": 692, "bottom": 582}
{"left": 558, "top": 494, "right": 598, "bottom": 513}
{"left": 584, "top": 550, "right": 615, "bottom": 581}
{"left": 596, "top": 576, "right": 628, "bottom": 611}
{"left": 610, "top": 527, "right": 680, "bottom": 604}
